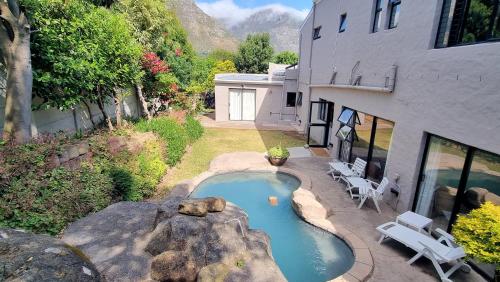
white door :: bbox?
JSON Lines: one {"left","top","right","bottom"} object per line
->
{"left": 241, "top": 89, "right": 256, "bottom": 121}
{"left": 229, "top": 89, "right": 255, "bottom": 121}
{"left": 229, "top": 89, "right": 242, "bottom": 121}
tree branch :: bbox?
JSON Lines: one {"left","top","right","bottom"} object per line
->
{"left": 0, "top": 15, "right": 15, "bottom": 42}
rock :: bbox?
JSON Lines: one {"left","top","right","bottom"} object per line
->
{"left": 67, "top": 145, "right": 80, "bottom": 159}
{"left": 291, "top": 188, "right": 328, "bottom": 220}
{"left": 178, "top": 199, "right": 209, "bottom": 217}
{"left": 197, "top": 262, "right": 234, "bottom": 282}
{"left": 205, "top": 197, "right": 226, "bottom": 212}
{"left": 0, "top": 228, "right": 102, "bottom": 281}
{"left": 156, "top": 196, "right": 185, "bottom": 223}
{"left": 62, "top": 202, "right": 159, "bottom": 281}
{"left": 151, "top": 251, "right": 198, "bottom": 282}
{"left": 78, "top": 142, "right": 90, "bottom": 155}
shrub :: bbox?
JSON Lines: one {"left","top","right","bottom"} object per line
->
{"left": 135, "top": 117, "right": 188, "bottom": 166}
{"left": 89, "top": 132, "right": 168, "bottom": 202}
{"left": 0, "top": 164, "right": 113, "bottom": 235}
{"left": 268, "top": 145, "right": 290, "bottom": 158}
{"left": 184, "top": 116, "right": 204, "bottom": 143}
{"left": 452, "top": 202, "right": 500, "bottom": 270}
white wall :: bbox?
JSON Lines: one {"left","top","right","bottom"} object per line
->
{"left": 0, "top": 76, "right": 140, "bottom": 137}
{"left": 297, "top": 0, "right": 500, "bottom": 210}
{"left": 215, "top": 82, "right": 285, "bottom": 124}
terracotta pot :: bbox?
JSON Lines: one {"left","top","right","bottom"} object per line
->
{"left": 268, "top": 156, "right": 288, "bottom": 166}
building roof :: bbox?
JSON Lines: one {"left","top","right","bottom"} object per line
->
{"left": 215, "top": 73, "right": 284, "bottom": 86}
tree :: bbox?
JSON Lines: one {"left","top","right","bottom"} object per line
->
{"left": 273, "top": 51, "right": 299, "bottom": 65}
{"left": 206, "top": 60, "right": 236, "bottom": 91}
{"left": 235, "top": 33, "right": 274, "bottom": 74}
{"left": 0, "top": 0, "right": 32, "bottom": 144}
{"left": 186, "top": 56, "right": 215, "bottom": 95}
{"left": 208, "top": 49, "right": 235, "bottom": 63}
{"left": 24, "top": 0, "right": 141, "bottom": 130}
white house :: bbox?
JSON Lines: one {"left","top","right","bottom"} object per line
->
{"left": 292, "top": 0, "right": 500, "bottom": 279}
{"left": 214, "top": 63, "right": 299, "bottom": 126}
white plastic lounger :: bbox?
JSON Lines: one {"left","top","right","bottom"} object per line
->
{"left": 377, "top": 222, "right": 471, "bottom": 282}
{"left": 327, "top": 158, "right": 367, "bottom": 182}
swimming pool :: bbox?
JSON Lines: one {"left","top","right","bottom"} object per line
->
{"left": 191, "top": 172, "right": 354, "bottom": 282}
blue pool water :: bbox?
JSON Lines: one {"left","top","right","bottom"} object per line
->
{"left": 191, "top": 172, "right": 354, "bottom": 282}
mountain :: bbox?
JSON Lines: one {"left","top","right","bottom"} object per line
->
{"left": 229, "top": 9, "right": 302, "bottom": 53}
{"left": 165, "top": 0, "right": 239, "bottom": 54}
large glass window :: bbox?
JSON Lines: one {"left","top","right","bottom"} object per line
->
{"left": 337, "top": 109, "right": 394, "bottom": 181}
{"left": 414, "top": 136, "right": 468, "bottom": 231}
{"left": 286, "top": 92, "right": 296, "bottom": 107}
{"left": 369, "top": 118, "right": 394, "bottom": 181}
{"left": 339, "top": 14, "right": 347, "bottom": 33}
{"left": 436, "top": 0, "right": 500, "bottom": 47}
{"left": 415, "top": 135, "right": 500, "bottom": 279}
{"left": 372, "top": 0, "right": 383, "bottom": 33}
{"left": 388, "top": 0, "right": 401, "bottom": 29}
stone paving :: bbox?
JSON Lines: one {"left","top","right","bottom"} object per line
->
{"left": 284, "top": 156, "right": 486, "bottom": 282}
{"left": 176, "top": 152, "right": 487, "bottom": 282}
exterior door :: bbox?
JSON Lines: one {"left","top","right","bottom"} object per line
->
{"left": 229, "top": 89, "right": 255, "bottom": 121}
{"left": 307, "top": 100, "right": 334, "bottom": 147}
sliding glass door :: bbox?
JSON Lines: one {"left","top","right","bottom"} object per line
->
{"left": 414, "top": 135, "right": 500, "bottom": 279}
{"left": 229, "top": 89, "right": 256, "bottom": 121}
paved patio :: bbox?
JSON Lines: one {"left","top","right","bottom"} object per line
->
{"left": 283, "top": 156, "right": 486, "bottom": 282}
{"left": 199, "top": 113, "right": 301, "bottom": 132}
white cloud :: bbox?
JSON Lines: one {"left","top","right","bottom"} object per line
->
{"left": 196, "top": 0, "right": 309, "bottom": 27}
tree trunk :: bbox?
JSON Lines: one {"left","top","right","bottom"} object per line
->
{"left": 0, "top": 2, "right": 32, "bottom": 144}
{"left": 82, "top": 100, "right": 96, "bottom": 127}
{"left": 112, "top": 89, "right": 122, "bottom": 128}
{"left": 135, "top": 83, "right": 151, "bottom": 120}
{"left": 97, "top": 95, "right": 113, "bottom": 131}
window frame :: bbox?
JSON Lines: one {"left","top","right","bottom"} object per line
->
{"left": 372, "top": 0, "right": 383, "bottom": 33}
{"left": 388, "top": 0, "right": 401, "bottom": 29}
{"left": 296, "top": 92, "right": 303, "bottom": 107}
{"left": 339, "top": 13, "right": 348, "bottom": 33}
{"left": 435, "top": 0, "right": 500, "bottom": 48}
{"left": 313, "top": 26, "right": 322, "bottom": 40}
{"left": 285, "top": 92, "right": 297, "bottom": 107}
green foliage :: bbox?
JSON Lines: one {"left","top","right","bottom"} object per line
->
{"left": 206, "top": 60, "right": 237, "bottom": 91}
{"left": 135, "top": 117, "right": 188, "bottom": 166}
{"left": 23, "top": 0, "right": 142, "bottom": 110}
{"left": 208, "top": 49, "right": 236, "bottom": 63}
{"left": 184, "top": 116, "right": 204, "bottom": 143}
{"left": 273, "top": 51, "right": 299, "bottom": 65}
{"left": 236, "top": 259, "right": 246, "bottom": 269}
{"left": 0, "top": 139, "right": 114, "bottom": 235}
{"left": 235, "top": 33, "right": 274, "bottom": 74}
{"left": 103, "top": 141, "right": 167, "bottom": 201}
{"left": 453, "top": 202, "right": 500, "bottom": 269}
{"left": 187, "top": 56, "right": 216, "bottom": 94}
{"left": 268, "top": 144, "right": 290, "bottom": 158}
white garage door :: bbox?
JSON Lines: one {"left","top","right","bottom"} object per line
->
{"left": 229, "top": 89, "right": 255, "bottom": 121}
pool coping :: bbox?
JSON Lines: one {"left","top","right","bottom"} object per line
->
{"left": 170, "top": 164, "right": 374, "bottom": 282}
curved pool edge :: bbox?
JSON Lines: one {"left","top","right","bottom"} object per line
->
{"left": 169, "top": 159, "right": 374, "bottom": 282}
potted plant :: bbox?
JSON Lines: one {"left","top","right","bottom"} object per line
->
{"left": 452, "top": 202, "right": 500, "bottom": 280}
{"left": 267, "top": 144, "right": 290, "bottom": 166}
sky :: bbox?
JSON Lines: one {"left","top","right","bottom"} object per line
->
{"left": 196, "top": 0, "right": 311, "bottom": 27}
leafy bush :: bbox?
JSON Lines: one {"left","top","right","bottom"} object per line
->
{"left": 184, "top": 116, "right": 204, "bottom": 143}
{"left": 0, "top": 164, "right": 113, "bottom": 235}
{"left": 268, "top": 145, "right": 290, "bottom": 158}
{"left": 89, "top": 132, "right": 168, "bottom": 201}
{"left": 135, "top": 117, "right": 188, "bottom": 166}
{"left": 452, "top": 202, "right": 500, "bottom": 269}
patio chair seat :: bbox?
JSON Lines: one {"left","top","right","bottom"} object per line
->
{"left": 377, "top": 222, "right": 470, "bottom": 282}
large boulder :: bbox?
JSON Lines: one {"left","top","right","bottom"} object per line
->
{"left": 0, "top": 228, "right": 102, "bottom": 282}
{"left": 205, "top": 197, "right": 226, "bottom": 212}
{"left": 178, "top": 199, "right": 209, "bottom": 217}
{"left": 146, "top": 202, "right": 286, "bottom": 282}
{"left": 62, "top": 202, "right": 159, "bottom": 281}
{"left": 291, "top": 188, "right": 328, "bottom": 220}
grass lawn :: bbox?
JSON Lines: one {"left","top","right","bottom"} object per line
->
{"left": 154, "top": 128, "right": 306, "bottom": 199}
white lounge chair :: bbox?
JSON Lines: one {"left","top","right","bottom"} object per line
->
{"left": 327, "top": 158, "right": 367, "bottom": 182}
{"left": 357, "top": 177, "right": 389, "bottom": 213}
{"left": 377, "top": 222, "right": 471, "bottom": 282}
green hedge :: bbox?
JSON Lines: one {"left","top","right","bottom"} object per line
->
{"left": 184, "top": 116, "right": 204, "bottom": 143}
{"left": 135, "top": 116, "right": 204, "bottom": 166}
